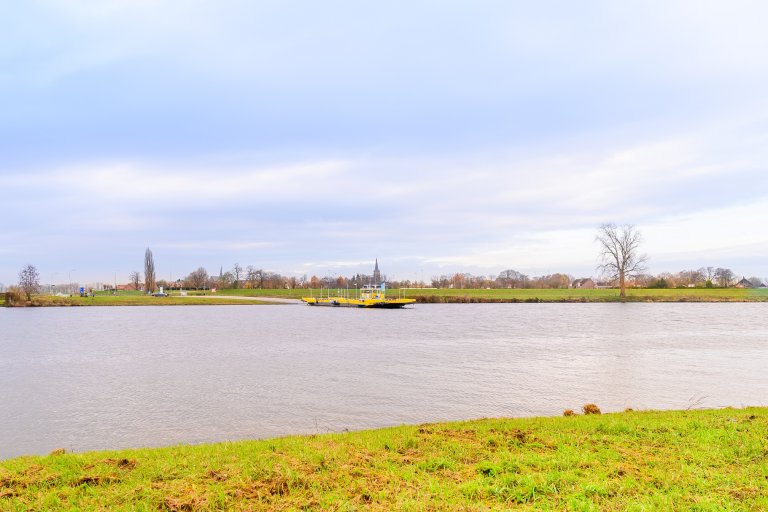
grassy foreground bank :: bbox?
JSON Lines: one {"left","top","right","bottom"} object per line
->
{"left": 2, "top": 408, "right": 766, "bottom": 510}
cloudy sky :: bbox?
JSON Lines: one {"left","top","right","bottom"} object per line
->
{"left": 2, "top": 1, "right": 768, "bottom": 285}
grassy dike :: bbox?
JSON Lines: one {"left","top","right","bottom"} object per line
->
{"left": 3, "top": 294, "right": 275, "bottom": 307}
{"left": 2, "top": 408, "right": 766, "bottom": 510}
{"left": 187, "top": 287, "right": 768, "bottom": 303}
{"left": 402, "top": 287, "right": 768, "bottom": 303}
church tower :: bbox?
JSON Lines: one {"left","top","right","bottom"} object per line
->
{"left": 372, "top": 259, "right": 381, "bottom": 284}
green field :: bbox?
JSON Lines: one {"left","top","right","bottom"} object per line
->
{"left": 400, "top": 287, "right": 768, "bottom": 302}
{"left": 183, "top": 288, "right": 309, "bottom": 299}
{"left": 184, "top": 287, "right": 768, "bottom": 302}
{"left": 2, "top": 407, "right": 766, "bottom": 510}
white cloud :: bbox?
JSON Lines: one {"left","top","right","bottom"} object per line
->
{"left": 645, "top": 199, "right": 768, "bottom": 260}
{"left": 3, "top": 159, "right": 349, "bottom": 206}
{"left": 3, "top": 2, "right": 768, "bottom": 282}
{"left": 155, "top": 241, "right": 278, "bottom": 251}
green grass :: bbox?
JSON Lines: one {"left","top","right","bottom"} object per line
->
{"left": 183, "top": 288, "right": 309, "bottom": 299}
{"left": 2, "top": 408, "right": 767, "bottom": 510}
{"left": 187, "top": 287, "right": 768, "bottom": 302}
{"left": 400, "top": 287, "right": 766, "bottom": 302}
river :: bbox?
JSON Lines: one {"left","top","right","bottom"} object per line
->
{"left": 1, "top": 303, "right": 766, "bottom": 459}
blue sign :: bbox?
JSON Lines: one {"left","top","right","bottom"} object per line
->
{"left": 79, "top": 287, "right": 85, "bottom": 294}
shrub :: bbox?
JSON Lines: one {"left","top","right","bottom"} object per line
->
{"left": 583, "top": 403, "right": 601, "bottom": 415}
{"left": 4, "top": 286, "right": 26, "bottom": 306}
{"left": 563, "top": 409, "right": 576, "bottom": 417}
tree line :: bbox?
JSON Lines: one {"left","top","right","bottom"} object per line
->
{"left": 7, "top": 229, "right": 767, "bottom": 301}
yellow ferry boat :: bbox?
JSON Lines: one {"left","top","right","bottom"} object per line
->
{"left": 302, "top": 284, "right": 415, "bottom": 309}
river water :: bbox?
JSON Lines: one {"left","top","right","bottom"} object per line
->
{"left": 1, "top": 303, "right": 766, "bottom": 459}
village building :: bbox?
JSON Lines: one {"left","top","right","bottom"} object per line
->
{"left": 571, "top": 278, "right": 595, "bottom": 289}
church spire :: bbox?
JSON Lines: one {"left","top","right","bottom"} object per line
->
{"left": 373, "top": 259, "right": 381, "bottom": 284}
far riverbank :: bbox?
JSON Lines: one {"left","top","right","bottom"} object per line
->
{"left": 1, "top": 294, "right": 278, "bottom": 307}
{"left": 4, "top": 287, "right": 766, "bottom": 307}
{"left": 186, "top": 286, "right": 768, "bottom": 303}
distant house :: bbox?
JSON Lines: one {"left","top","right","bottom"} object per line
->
{"left": 571, "top": 278, "right": 595, "bottom": 289}
{"left": 735, "top": 277, "right": 756, "bottom": 289}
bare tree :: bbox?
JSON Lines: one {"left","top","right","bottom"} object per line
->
{"left": 699, "top": 266, "right": 716, "bottom": 286}
{"left": 185, "top": 267, "right": 209, "bottom": 289}
{"left": 129, "top": 271, "right": 141, "bottom": 291}
{"left": 232, "top": 263, "right": 243, "bottom": 289}
{"left": 246, "top": 265, "right": 257, "bottom": 288}
{"left": 18, "top": 264, "right": 40, "bottom": 301}
{"left": 144, "top": 248, "right": 156, "bottom": 293}
{"left": 497, "top": 269, "right": 528, "bottom": 288}
{"left": 596, "top": 223, "right": 648, "bottom": 298}
{"left": 713, "top": 267, "right": 734, "bottom": 288}
{"left": 248, "top": 268, "right": 264, "bottom": 289}
{"left": 219, "top": 271, "right": 235, "bottom": 288}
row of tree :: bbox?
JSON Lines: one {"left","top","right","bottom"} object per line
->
{"left": 128, "top": 233, "right": 767, "bottom": 293}
{"left": 159, "top": 264, "right": 761, "bottom": 293}
{"left": 632, "top": 268, "right": 762, "bottom": 289}
{"left": 9, "top": 227, "right": 766, "bottom": 299}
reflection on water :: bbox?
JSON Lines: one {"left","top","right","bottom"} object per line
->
{"left": 1, "top": 303, "right": 766, "bottom": 458}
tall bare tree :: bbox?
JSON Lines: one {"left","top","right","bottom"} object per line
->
{"left": 18, "top": 264, "right": 40, "bottom": 301}
{"left": 596, "top": 223, "right": 648, "bottom": 298}
{"left": 232, "top": 263, "right": 243, "bottom": 289}
{"left": 144, "top": 248, "right": 156, "bottom": 293}
{"left": 129, "top": 271, "right": 141, "bottom": 291}
{"left": 246, "top": 265, "right": 257, "bottom": 288}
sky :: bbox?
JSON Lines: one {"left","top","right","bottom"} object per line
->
{"left": 2, "top": 0, "right": 768, "bottom": 286}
